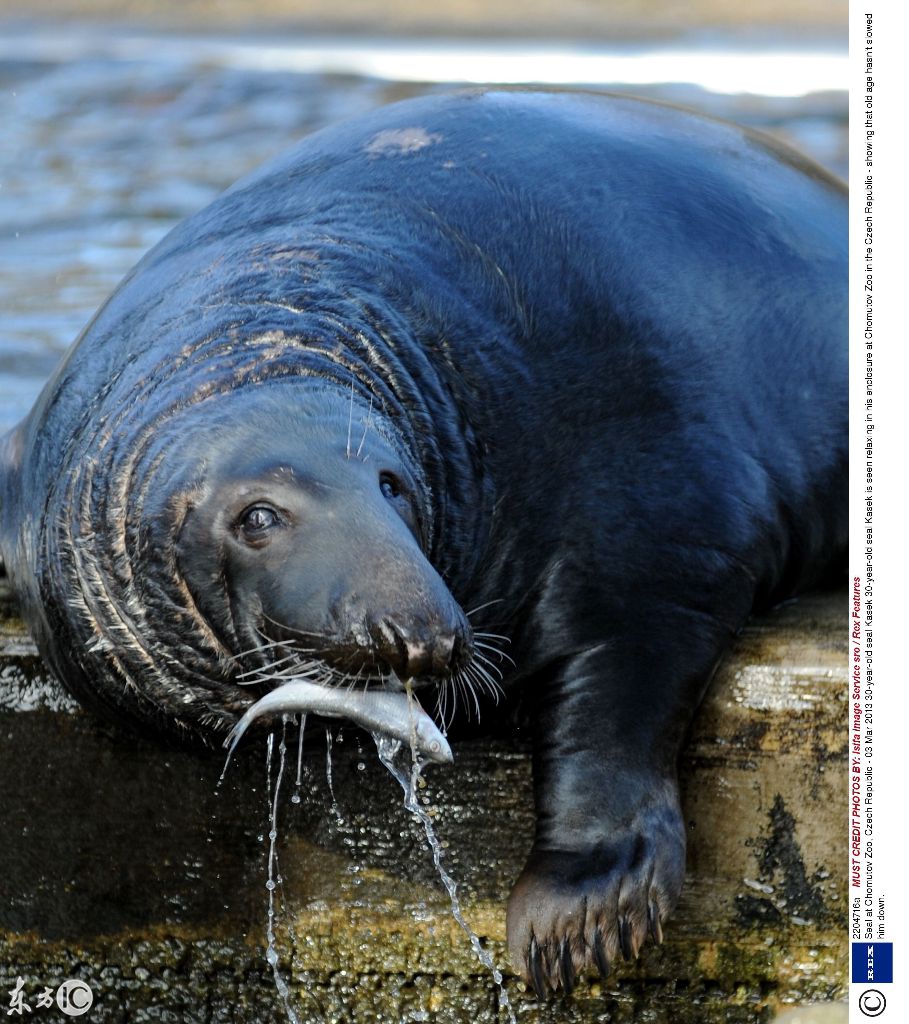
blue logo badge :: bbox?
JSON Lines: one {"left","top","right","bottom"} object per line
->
{"left": 852, "top": 942, "right": 893, "bottom": 984}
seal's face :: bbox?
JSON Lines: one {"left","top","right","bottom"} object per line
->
{"left": 174, "top": 388, "right": 472, "bottom": 713}
{"left": 32, "top": 380, "right": 476, "bottom": 744}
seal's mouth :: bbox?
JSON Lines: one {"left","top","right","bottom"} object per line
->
{"left": 224, "top": 673, "right": 453, "bottom": 765}
{"left": 224, "top": 614, "right": 508, "bottom": 756}
{"left": 227, "top": 630, "right": 455, "bottom": 763}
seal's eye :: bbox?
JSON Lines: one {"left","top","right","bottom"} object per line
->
{"left": 379, "top": 472, "right": 402, "bottom": 500}
{"left": 238, "top": 504, "right": 280, "bottom": 540}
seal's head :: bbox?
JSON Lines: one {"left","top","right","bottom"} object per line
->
{"left": 34, "top": 374, "right": 474, "bottom": 744}
{"left": 176, "top": 388, "right": 472, "bottom": 687}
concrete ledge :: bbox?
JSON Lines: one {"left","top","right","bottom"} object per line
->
{"left": 0, "top": 586, "right": 847, "bottom": 1022}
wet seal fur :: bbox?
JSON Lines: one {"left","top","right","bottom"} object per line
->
{"left": 0, "top": 91, "right": 846, "bottom": 994}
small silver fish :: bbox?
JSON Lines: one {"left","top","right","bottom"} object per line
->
{"left": 224, "top": 679, "right": 453, "bottom": 764}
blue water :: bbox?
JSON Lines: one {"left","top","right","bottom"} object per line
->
{"left": 0, "top": 23, "right": 847, "bottom": 433}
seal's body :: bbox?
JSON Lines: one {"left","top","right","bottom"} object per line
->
{"left": 0, "top": 91, "right": 846, "bottom": 993}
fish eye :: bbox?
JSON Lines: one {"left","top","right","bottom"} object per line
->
{"left": 238, "top": 504, "right": 281, "bottom": 541}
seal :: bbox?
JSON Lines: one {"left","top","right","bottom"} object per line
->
{"left": 0, "top": 90, "right": 847, "bottom": 995}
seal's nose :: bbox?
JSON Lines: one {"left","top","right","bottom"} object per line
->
{"left": 377, "top": 619, "right": 468, "bottom": 678}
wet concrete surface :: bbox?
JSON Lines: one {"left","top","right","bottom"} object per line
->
{"left": 0, "top": 585, "right": 848, "bottom": 1021}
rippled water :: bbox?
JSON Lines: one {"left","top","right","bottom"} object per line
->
{"left": 0, "top": 24, "right": 847, "bottom": 433}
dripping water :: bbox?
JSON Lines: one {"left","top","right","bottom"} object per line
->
{"left": 373, "top": 732, "right": 516, "bottom": 1023}
{"left": 264, "top": 729, "right": 302, "bottom": 1024}
{"left": 325, "top": 726, "right": 343, "bottom": 823}
{"left": 221, "top": 701, "right": 510, "bottom": 1020}
{"left": 291, "top": 712, "right": 307, "bottom": 804}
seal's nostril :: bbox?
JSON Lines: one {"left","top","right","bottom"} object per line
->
{"left": 403, "top": 639, "right": 433, "bottom": 677}
{"left": 435, "top": 634, "right": 456, "bottom": 673}
{"left": 371, "top": 614, "right": 470, "bottom": 678}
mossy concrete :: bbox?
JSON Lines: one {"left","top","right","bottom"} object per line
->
{"left": 0, "top": 584, "right": 847, "bottom": 1021}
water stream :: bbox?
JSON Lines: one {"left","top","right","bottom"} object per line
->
{"left": 223, "top": 708, "right": 516, "bottom": 1022}
{"left": 374, "top": 732, "right": 517, "bottom": 1024}
{"left": 264, "top": 730, "right": 302, "bottom": 1024}
{"left": 291, "top": 712, "right": 307, "bottom": 804}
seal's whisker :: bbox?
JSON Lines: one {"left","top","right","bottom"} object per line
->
{"left": 239, "top": 653, "right": 327, "bottom": 686}
{"left": 465, "top": 657, "right": 492, "bottom": 688}
{"left": 252, "top": 651, "right": 318, "bottom": 677}
{"left": 260, "top": 613, "right": 327, "bottom": 646}
{"left": 345, "top": 378, "right": 355, "bottom": 459}
{"left": 251, "top": 628, "right": 319, "bottom": 661}
{"left": 274, "top": 659, "right": 326, "bottom": 682}
{"left": 447, "top": 682, "right": 458, "bottom": 729}
{"left": 236, "top": 650, "right": 310, "bottom": 679}
{"left": 434, "top": 685, "right": 447, "bottom": 730}
{"left": 259, "top": 664, "right": 293, "bottom": 683}
{"left": 468, "top": 661, "right": 502, "bottom": 693}
{"left": 462, "top": 662, "right": 485, "bottom": 697}
{"left": 462, "top": 672, "right": 482, "bottom": 720}
{"left": 296, "top": 662, "right": 337, "bottom": 684}
{"left": 228, "top": 636, "right": 288, "bottom": 663}
{"left": 473, "top": 640, "right": 516, "bottom": 667}
{"left": 465, "top": 598, "right": 504, "bottom": 619}
{"left": 450, "top": 674, "right": 464, "bottom": 721}
{"left": 473, "top": 657, "right": 509, "bottom": 683}
{"left": 234, "top": 651, "right": 305, "bottom": 675}
{"left": 240, "top": 669, "right": 293, "bottom": 689}
{"left": 355, "top": 394, "right": 373, "bottom": 459}
{"left": 352, "top": 664, "right": 369, "bottom": 691}
{"left": 472, "top": 649, "right": 507, "bottom": 678}
{"left": 239, "top": 634, "right": 286, "bottom": 656}
{"left": 466, "top": 660, "right": 504, "bottom": 704}
{"left": 295, "top": 659, "right": 324, "bottom": 675}
{"left": 443, "top": 675, "right": 460, "bottom": 730}
{"left": 453, "top": 670, "right": 481, "bottom": 721}
{"left": 472, "top": 630, "right": 512, "bottom": 644}
{"left": 444, "top": 675, "right": 458, "bottom": 722}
